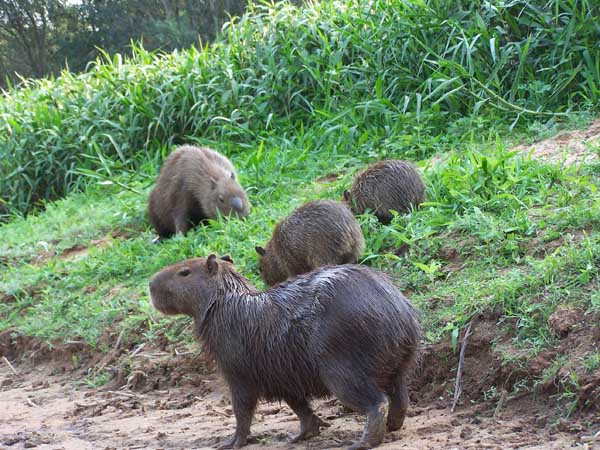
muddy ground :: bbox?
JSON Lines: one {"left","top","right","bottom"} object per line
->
{"left": 1, "top": 336, "right": 598, "bottom": 450}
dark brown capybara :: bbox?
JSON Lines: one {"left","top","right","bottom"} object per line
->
{"left": 255, "top": 199, "right": 364, "bottom": 285}
{"left": 149, "top": 255, "right": 421, "bottom": 450}
{"left": 343, "top": 160, "right": 425, "bottom": 224}
{"left": 147, "top": 145, "right": 250, "bottom": 239}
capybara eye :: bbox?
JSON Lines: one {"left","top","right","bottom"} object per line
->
{"left": 178, "top": 268, "right": 191, "bottom": 277}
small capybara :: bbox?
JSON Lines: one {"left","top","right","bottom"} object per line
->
{"left": 343, "top": 160, "right": 425, "bottom": 224}
{"left": 148, "top": 145, "right": 250, "bottom": 238}
{"left": 149, "top": 256, "right": 420, "bottom": 449}
{"left": 255, "top": 199, "right": 364, "bottom": 285}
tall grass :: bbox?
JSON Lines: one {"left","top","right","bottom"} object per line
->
{"left": 1, "top": 0, "right": 598, "bottom": 218}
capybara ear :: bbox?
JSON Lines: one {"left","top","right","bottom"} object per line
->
{"left": 220, "top": 255, "right": 234, "bottom": 264}
{"left": 255, "top": 246, "right": 266, "bottom": 256}
{"left": 207, "top": 254, "right": 218, "bottom": 274}
{"left": 342, "top": 189, "right": 351, "bottom": 202}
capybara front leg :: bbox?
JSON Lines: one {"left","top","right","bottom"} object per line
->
{"left": 285, "top": 396, "right": 329, "bottom": 443}
{"left": 386, "top": 373, "right": 409, "bottom": 432}
{"left": 349, "top": 398, "right": 389, "bottom": 450}
{"left": 173, "top": 211, "right": 190, "bottom": 236}
{"left": 216, "top": 387, "right": 257, "bottom": 450}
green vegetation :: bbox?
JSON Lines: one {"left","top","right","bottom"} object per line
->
{"left": 0, "top": 0, "right": 599, "bottom": 412}
{"left": 2, "top": 0, "right": 599, "bottom": 218}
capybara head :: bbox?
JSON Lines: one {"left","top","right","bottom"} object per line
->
{"left": 204, "top": 173, "right": 250, "bottom": 219}
{"left": 255, "top": 245, "right": 287, "bottom": 286}
{"left": 149, "top": 254, "right": 235, "bottom": 316}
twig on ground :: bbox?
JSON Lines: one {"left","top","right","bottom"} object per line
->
{"left": 27, "top": 398, "right": 41, "bottom": 408}
{"left": 107, "top": 390, "right": 137, "bottom": 398}
{"left": 130, "top": 343, "right": 145, "bottom": 357}
{"left": 2, "top": 356, "right": 18, "bottom": 375}
{"left": 581, "top": 429, "right": 600, "bottom": 443}
{"left": 451, "top": 321, "right": 473, "bottom": 412}
{"left": 493, "top": 389, "right": 508, "bottom": 419}
{"left": 114, "top": 329, "right": 125, "bottom": 350}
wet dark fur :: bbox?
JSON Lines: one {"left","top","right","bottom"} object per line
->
{"left": 256, "top": 200, "right": 364, "bottom": 285}
{"left": 148, "top": 145, "right": 250, "bottom": 238}
{"left": 344, "top": 160, "right": 425, "bottom": 224}
{"left": 150, "top": 257, "right": 421, "bottom": 449}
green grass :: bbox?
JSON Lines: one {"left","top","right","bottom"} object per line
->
{"left": 1, "top": 143, "right": 598, "bottom": 351}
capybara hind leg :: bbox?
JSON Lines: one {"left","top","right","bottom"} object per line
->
{"left": 386, "top": 373, "right": 409, "bottom": 432}
{"left": 348, "top": 398, "right": 389, "bottom": 450}
{"left": 217, "top": 387, "right": 257, "bottom": 449}
{"left": 285, "top": 396, "right": 329, "bottom": 443}
{"left": 324, "top": 374, "right": 389, "bottom": 450}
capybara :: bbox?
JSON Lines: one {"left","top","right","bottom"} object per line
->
{"left": 255, "top": 199, "right": 364, "bottom": 285}
{"left": 149, "top": 255, "right": 420, "bottom": 449}
{"left": 148, "top": 145, "right": 250, "bottom": 238}
{"left": 343, "top": 160, "right": 425, "bottom": 224}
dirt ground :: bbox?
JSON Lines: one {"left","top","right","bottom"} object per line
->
{"left": 513, "top": 119, "right": 600, "bottom": 165}
{"left": 1, "top": 357, "right": 598, "bottom": 450}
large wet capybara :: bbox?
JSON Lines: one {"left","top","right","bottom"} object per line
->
{"left": 149, "top": 255, "right": 421, "bottom": 449}
{"left": 343, "top": 160, "right": 426, "bottom": 224}
{"left": 147, "top": 145, "right": 250, "bottom": 238}
{"left": 255, "top": 199, "right": 364, "bottom": 285}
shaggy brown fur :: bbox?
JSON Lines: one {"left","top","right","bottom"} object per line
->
{"left": 255, "top": 200, "right": 364, "bottom": 285}
{"left": 150, "top": 256, "right": 421, "bottom": 449}
{"left": 344, "top": 160, "right": 425, "bottom": 224}
{"left": 148, "top": 145, "right": 250, "bottom": 238}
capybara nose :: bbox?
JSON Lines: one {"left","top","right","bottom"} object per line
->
{"left": 229, "top": 196, "right": 243, "bottom": 212}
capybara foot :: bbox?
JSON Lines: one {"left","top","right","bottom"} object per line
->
{"left": 350, "top": 400, "right": 387, "bottom": 450}
{"left": 216, "top": 434, "right": 247, "bottom": 450}
{"left": 289, "top": 415, "right": 329, "bottom": 443}
{"left": 386, "top": 413, "right": 405, "bottom": 432}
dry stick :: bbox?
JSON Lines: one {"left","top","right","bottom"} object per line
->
{"left": 130, "top": 343, "right": 145, "bottom": 357}
{"left": 107, "top": 390, "right": 138, "bottom": 398}
{"left": 27, "top": 398, "right": 41, "bottom": 408}
{"left": 451, "top": 321, "right": 473, "bottom": 413}
{"left": 2, "top": 356, "right": 18, "bottom": 375}
{"left": 493, "top": 389, "right": 509, "bottom": 419}
{"left": 114, "top": 328, "right": 125, "bottom": 351}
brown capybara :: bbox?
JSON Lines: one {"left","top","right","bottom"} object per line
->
{"left": 343, "top": 160, "right": 425, "bottom": 224}
{"left": 149, "top": 255, "right": 421, "bottom": 450}
{"left": 255, "top": 199, "right": 364, "bottom": 285}
{"left": 147, "top": 145, "right": 250, "bottom": 238}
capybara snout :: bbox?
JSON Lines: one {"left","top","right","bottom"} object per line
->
{"left": 228, "top": 196, "right": 244, "bottom": 213}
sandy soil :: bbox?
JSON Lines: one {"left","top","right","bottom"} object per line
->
{"left": 513, "top": 119, "right": 600, "bottom": 165}
{"left": 1, "top": 362, "right": 598, "bottom": 450}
